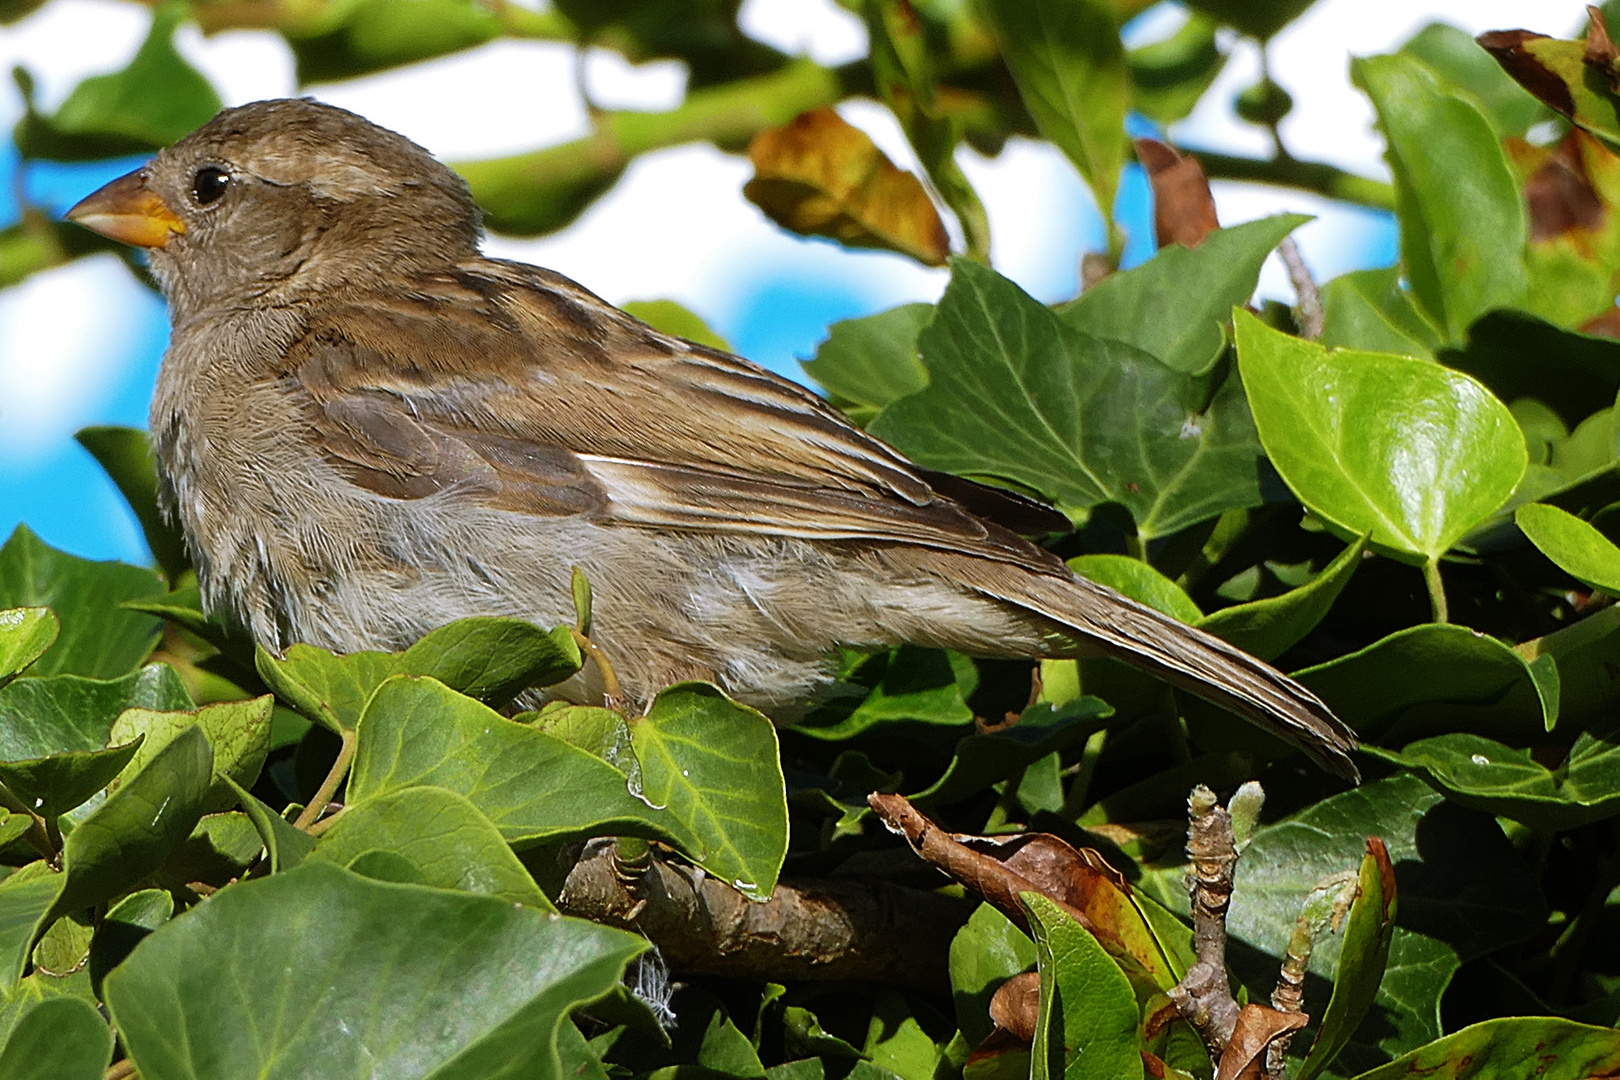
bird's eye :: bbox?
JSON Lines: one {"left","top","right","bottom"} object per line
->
{"left": 191, "top": 166, "right": 230, "bottom": 206}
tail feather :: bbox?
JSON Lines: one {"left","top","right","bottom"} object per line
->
{"left": 920, "top": 550, "right": 1360, "bottom": 781}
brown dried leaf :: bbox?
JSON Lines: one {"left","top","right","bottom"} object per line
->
{"left": 1213, "top": 1004, "right": 1309, "bottom": 1080}
{"left": 744, "top": 108, "right": 950, "bottom": 266}
{"left": 1477, "top": 30, "right": 1576, "bottom": 117}
{"left": 1135, "top": 138, "right": 1219, "bottom": 249}
{"left": 1517, "top": 130, "right": 1607, "bottom": 241}
{"left": 1587, "top": 5, "right": 1620, "bottom": 89}
{"left": 987, "top": 970, "right": 1041, "bottom": 1043}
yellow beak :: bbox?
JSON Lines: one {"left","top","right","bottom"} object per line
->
{"left": 66, "top": 168, "right": 186, "bottom": 248}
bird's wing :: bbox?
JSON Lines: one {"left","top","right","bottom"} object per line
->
{"left": 286, "top": 259, "right": 1067, "bottom": 571}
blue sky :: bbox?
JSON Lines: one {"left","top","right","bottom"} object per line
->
{"left": 4, "top": 0, "right": 1566, "bottom": 567}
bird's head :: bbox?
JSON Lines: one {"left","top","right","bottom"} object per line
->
{"left": 66, "top": 98, "right": 482, "bottom": 318}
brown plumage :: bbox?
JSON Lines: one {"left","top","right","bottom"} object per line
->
{"left": 67, "top": 98, "right": 1359, "bottom": 779}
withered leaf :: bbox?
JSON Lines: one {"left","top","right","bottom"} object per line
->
{"left": 987, "top": 970, "right": 1041, "bottom": 1043}
{"left": 1517, "top": 129, "right": 1606, "bottom": 241}
{"left": 1135, "top": 137, "right": 1219, "bottom": 249}
{"left": 1586, "top": 4, "right": 1620, "bottom": 90}
{"left": 1477, "top": 30, "right": 1576, "bottom": 118}
{"left": 1214, "top": 1004, "right": 1309, "bottom": 1080}
{"left": 744, "top": 107, "right": 950, "bottom": 266}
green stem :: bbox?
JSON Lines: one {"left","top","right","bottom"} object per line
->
{"left": 1197, "top": 151, "right": 1394, "bottom": 210}
{"left": 294, "top": 728, "right": 356, "bottom": 832}
{"left": 1063, "top": 728, "right": 1109, "bottom": 816}
{"left": 1424, "top": 558, "right": 1449, "bottom": 624}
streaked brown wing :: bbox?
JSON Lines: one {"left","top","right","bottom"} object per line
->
{"left": 287, "top": 258, "right": 1064, "bottom": 574}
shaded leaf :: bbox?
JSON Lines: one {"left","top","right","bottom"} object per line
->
{"left": 909, "top": 698, "right": 1112, "bottom": 807}
{"left": 108, "top": 696, "right": 272, "bottom": 812}
{"left": 104, "top": 862, "right": 645, "bottom": 1080}
{"left": 1236, "top": 311, "right": 1526, "bottom": 564}
{"left": 1062, "top": 216, "right": 1310, "bottom": 376}
{"left": 745, "top": 108, "right": 949, "bottom": 266}
{"left": 1128, "top": 13, "right": 1227, "bottom": 126}
{"left": 0, "top": 866, "right": 62, "bottom": 993}
{"left": 285, "top": 0, "right": 508, "bottom": 83}
{"left": 0, "top": 996, "right": 110, "bottom": 1080}
{"left": 87, "top": 889, "right": 171, "bottom": 997}
{"left": 1353, "top": 53, "right": 1527, "bottom": 340}
{"left": 950, "top": 904, "right": 1037, "bottom": 1047}
{"left": 1318, "top": 267, "right": 1440, "bottom": 358}
{"left": 1184, "top": 0, "right": 1314, "bottom": 40}
{"left": 0, "top": 664, "right": 190, "bottom": 765}
{"left": 790, "top": 646, "right": 975, "bottom": 741}
{"left": 0, "top": 526, "right": 164, "bottom": 679}
{"left": 223, "top": 775, "right": 311, "bottom": 873}
{"left": 1440, "top": 310, "right": 1620, "bottom": 430}
{"left": 0, "top": 737, "right": 141, "bottom": 821}
{"left": 1196, "top": 535, "right": 1366, "bottom": 661}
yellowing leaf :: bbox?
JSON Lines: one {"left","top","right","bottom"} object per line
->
{"left": 744, "top": 108, "right": 950, "bottom": 266}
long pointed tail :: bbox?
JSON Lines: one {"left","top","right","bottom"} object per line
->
{"left": 920, "top": 550, "right": 1360, "bottom": 781}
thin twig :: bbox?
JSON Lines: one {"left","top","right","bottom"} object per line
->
{"left": 293, "top": 728, "right": 356, "bottom": 831}
{"left": 1168, "top": 785, "right": 1243, "bottom": 1061}
{"left": 1278, "top": 236, "right": 1324, "bottom": 340}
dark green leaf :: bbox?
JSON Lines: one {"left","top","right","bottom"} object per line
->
{"left": 1184, "top": 0, "right": 1313, "bottom": 40}
{"left": 1128, "top": 13, "right": 1226, "bottom": 126}
{"left": 0, "top": 997, "right": 110, "bottom": 1080}
{"left": 980, "top": 0, "right": 1128, "bottom": 213}
{"left": 313, "top": 785, "right": 556, "bottom": 910}
{"left": 104, "top": 862, "right": 646, "bottom": 1080}
{"left": 88, "top": 888, "right": 171, "bottom": 997}
{"left": 911, "top": 697, "right": 1111, "bottom": 806}
{"left": 801, "top": 304, "right": 931, "bottom": 418}
{"left": 1370, "top": 722, "right": 1620, "bottom": 831}
{"left": 1022, "top": 892, "right": 1142, "bottom": 1080}
{"left": 46, "top": 725, "right": 212, "bottom": 925}
{"left": 75, "top": 426, "right": 188, "bottom": 582}
{"left": 286, "top": 0, "right": 509, "bottom": 83}
{"left": 223, "top": 775, "right": 312, "bottom": 873}
{"left": 1350, "top": 1016, "right": 1620, "bottom": 1080}
{"left": 1228, "top": 774, "right": 1544, "bottom": 1068}
{"left": 790, "top": 646, "right": 974, "bottom": 740}
{"left": 861, "top": 990, "right": 940, "bottom": 1080}
{"left": 15, "top": 6, "right": 221, "bottom": 159}
{"left": 0, "top": 737, "right": 140, "bottom": 820}
{"left": 1440, "top": 310, "right": 1620, "bottom": 430}
{"left": 0, "top": 664, "right": 190, "bottom": 764}
{"left": 1295, "top": 840, "right": 1397, "bottom": 1080}
{"left": 0, "top": 526, "right": 164, "bottom": 679}
{"left": 1236, "top": 311, "right": 1526, "bottom": 563}
{"left": 1197, "top": 535, "right": 1366, "bottom": 661}
{"left": 256, "top": 617, "right": 581, "bottom": 731}
{"left": 1352, "top": 53, "right": 1527, "bottom": 340}
{"left": 0, "top": 866, "right": 62, "bottom": 993}
{"left": 0, "top": 609, "right": 55, "bottom": 689}
{"left": 872, "top": 260, "right": 1269, "bottom": 541}
{"left": 348, "top": 675, "right": 683, "bottom": 848}
{"left": 631, "top": 684, "right": 788, "bottom": 902}
{"left": 1296, "top": 622, "right": 1556, "bottom": 743}
{"left": 1062, "top": 216, "right": 1311, "bottom": 375}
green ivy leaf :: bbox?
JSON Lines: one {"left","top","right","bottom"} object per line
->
{"left": 1236, "top": 311, "right": 1526, "bottom": 565}
{"left": 103, "top": 862, "right": 645, "bottom": 1080}
{"left": 790, "top": 646, "right": 975, "bottom": 740}
{"left": 74, "top": 427, "right": 188, "bottom": 583}
{"left": 0, "top": 526, "right": 164, "bottom": 679}
{"left": 46, "top": 725, "right": 212, "bottom": 927}
{"left": 621, "top": 300, "right": 731, "bottom": 352}
{"left": 0, "top": 737, "right": 141, "bottom": 821}
{"left": 1349, "top": 1016, "right": 1620, "bottom": 1079}
{"left": 1225, "top": 774, "right": 1544, "bottom": 1068}
{"left": 1066, "top": 555, "right": 1202, "bottom": 622}
{"left": 0, "top": 997, "right": 110, "bottom": 1080}
{"left": 1515, "top": 503, "right": 1620, "bottom": 594}
{"left": 312, "top": 785, "right": 557, "bottom": 911}
{"left": 872, "top": 261, "right": 1269, "bottom": 541}
{"left": 1295, "top": 840, "right": 1397, "bottom": 1080}
{"left": 1370, "top": 724, "right": 1620, "bottom": 832}
{"left": 527, "top": 704, "right": 643, "bottom": 791}
{"left": 910, "top": 697, "right": 1111, "bottom": 807}
{"left": 801, "top": 304, "right": 931, "bottom": 420}
{"left": 0, "top": 664, "right": 190, "bottom": 765}
{"left": 108, "top": 696, "right": 272, "bottom": 813}
{"left": 1197, "top": 535, "right": 1366, "bottom": 662}
{"left": 1318, "top": 267, "right": 1440, "bottom": 358}
{"left": 980, "top": 0, "right": 1127, "bottom": 215}
{"left": 631, "top": 683, "right": 789, "bottom": 902}
{"left": 1061, "top": 215, "right": 1311, "bottom": 375}
{"left": 0, "top": 866, "right": 63, "bottom": 994}
{"left": 223, "top": 776, "right": 312, "bottom": 873}
{"left": 16, "top": 5, "right": 221, "bottom": 159}
{"left": 348, "top": 675, "right": 683, "bottom": 848}
{"left": 1022, "top": 892, "right": 1143, "bottom": 1080}
{"left": 0, "top": 610, "right": 55, "bottom": 690}
{"left": 1440, "top": 311, "right": 1620, "bottom": 431}
{"left": 1352, "top": 53, "right": 1527, "bottom": 341}
{"left": 256, "top": 617, "right": 581, "bottom": 731}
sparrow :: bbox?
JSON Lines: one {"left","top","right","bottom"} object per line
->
{"left": 66, "top": 99, "right": 1359, "bottom": 779}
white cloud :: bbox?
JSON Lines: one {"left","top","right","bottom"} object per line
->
{"left": 0, "top": 254, "right": 162, "bottom": 462}
{"left": 737, "top": 0, "right": 867, "bottom": 66}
